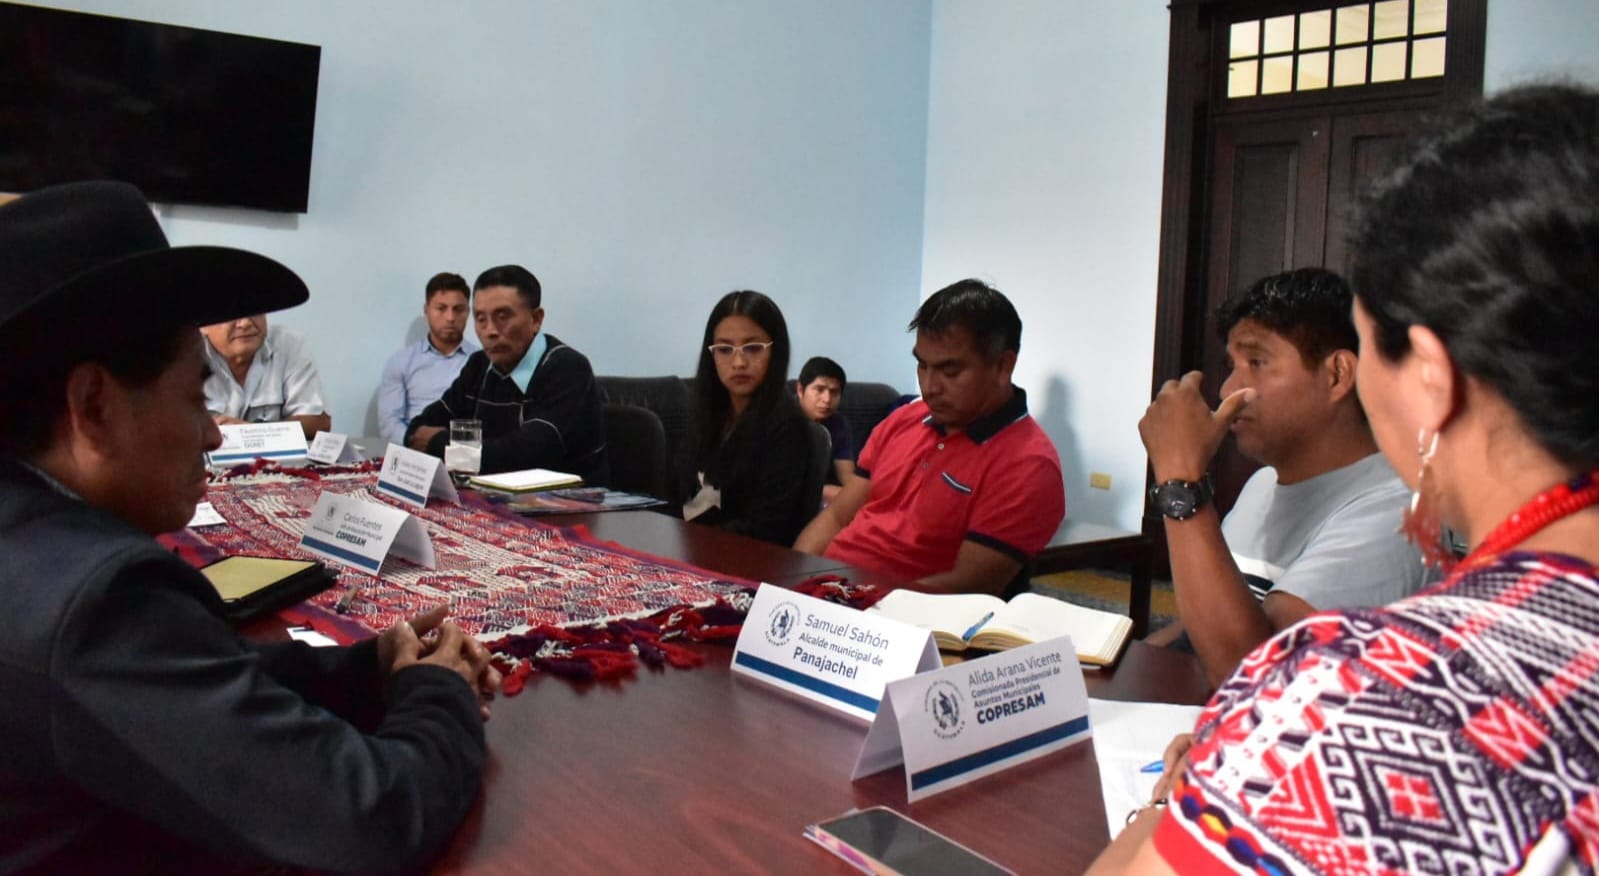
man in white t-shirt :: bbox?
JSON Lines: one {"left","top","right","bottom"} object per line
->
{"left": 1139, "top": 268, "right": 1426, "bottom": 685}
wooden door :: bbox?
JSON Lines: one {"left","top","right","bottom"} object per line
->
{"left": 1324, "top": 108, "right": 1431, "bottom": 276}
{"left": 1203, "top": 112, "right": 1330, "bottom": 512}
{"left": 1199, "top": 107, "right": 1425, "bottom": 514}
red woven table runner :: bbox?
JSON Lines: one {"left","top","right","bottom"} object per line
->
{"left": 165, "top": 464, "right": 752, "bottom": 641}
{"left": 164, "top": 462, "right": 885, "bottom": 688}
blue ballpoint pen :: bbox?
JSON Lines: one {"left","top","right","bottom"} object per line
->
{"left": 961, "top": 611, "right": 995, "bottom": 641}
{"left": 1139, "top": 760, "right": 1165, "bottom": 774}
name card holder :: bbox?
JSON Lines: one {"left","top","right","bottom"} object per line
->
{"left": 852, "top": 636, "right": 1091, "bottom": 802}
{"left": 300, "top": 492, "right": 435, "bottom": 575}
{"left": 209, "top": 422, "right": 308, "bottom": 466}
{"left": 731, "top": 584, "right": 940, "bottom": 722}
{"left": 307, "top": 431, "right": 362, "bottom": 464}
{"left": 187, "top": 501, "right": 226, "bottom": 528}
{"left": 376, "top": 443, "right": 460, "bottom": 509}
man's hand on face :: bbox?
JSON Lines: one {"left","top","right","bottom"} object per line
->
{"left": 1138, "top": 371, "right": 1255, "bottom": 482}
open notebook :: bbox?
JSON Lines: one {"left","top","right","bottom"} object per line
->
{"left": 467, "top": 468, "right": 582, "bottom": 493}
{"left": 869, "top": 590, "right": 1133, "bottom": 667}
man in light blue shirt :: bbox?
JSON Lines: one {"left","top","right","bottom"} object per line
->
{"left": 378, "top": 272, "right": 478, "bottom": 445}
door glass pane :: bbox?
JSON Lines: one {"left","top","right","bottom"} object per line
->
{"left": 1411, "top": 36, "right": 1447, "bottom": 77}
{"left": 1371, "top": 41, "right": 1408, "bottom": 81}
{"left": 1414, "top": 0, "right": 1447, "bottom": 34}
{"left": 1262, "top": 56, "right": 1295, "bottom": 94}
{"left": 1333, "top": 46, "right": 1369, "bottom": 86}
{"left": 1299, "top": 11, "right": 1332, "bottom": 49}
{"left": 1229, "top": 60, "right": 1260, "bottom": 97}
{"left": 1336, "top": 4, "right": 1371, "bottom": 45}
{"left": 1263, "top": 14, "right": 1296, "bottom": 54}
{"left": 1230, "top": 20, "right": 1261, "bottom": 58}
{"left": 1373, "top": 0, "right": 1411, "bottom": 40}
{"left": 1297, "top": 51, "right": 1331, "bottom": 90}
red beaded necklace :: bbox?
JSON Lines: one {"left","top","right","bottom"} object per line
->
{"left": 1459, "top": 470, "right": 1599, "bottom": 571}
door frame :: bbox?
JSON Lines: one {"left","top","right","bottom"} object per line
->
{"left": 1144, "top": 0, "right": 1486, "bottom": 547}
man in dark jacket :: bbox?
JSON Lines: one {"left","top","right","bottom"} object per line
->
{"left": 405, "top": 264, "right": 609, "bottom": 484}
{"left": 0, "top": 181, "right": 498, "bottom": 874}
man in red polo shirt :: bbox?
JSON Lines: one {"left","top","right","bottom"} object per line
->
{"left": 794, "top": 279, "right": 1065, "bottom": 594}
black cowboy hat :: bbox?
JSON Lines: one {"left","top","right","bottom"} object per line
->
{"left": 0, "top": 181, "right": 308, "bottom": 365}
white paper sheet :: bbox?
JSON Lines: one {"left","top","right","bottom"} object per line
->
{"left": 1088, "top": 697, "right": 1203, "bottom": 840}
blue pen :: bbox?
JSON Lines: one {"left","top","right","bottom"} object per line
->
{"left": 1139, "top": 760, "right": 1165, "bottom": 774}
{"left": 961, "top": 611, "right": 995, "bottom": 641}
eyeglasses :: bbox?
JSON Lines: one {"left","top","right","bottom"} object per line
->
{"left": 707, "top": 342, "right": 774, "bottom": 359}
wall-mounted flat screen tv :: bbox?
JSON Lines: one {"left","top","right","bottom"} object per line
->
{"left": 0, "top": 2, "right": 321, "bottom": 213}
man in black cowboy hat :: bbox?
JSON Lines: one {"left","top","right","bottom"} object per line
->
{"left": 0, "top": 181, "right": 498, "bottom": 873}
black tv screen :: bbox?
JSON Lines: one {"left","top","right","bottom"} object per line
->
{"left": 0, "top": 3, "right": 321, "bottom": 213}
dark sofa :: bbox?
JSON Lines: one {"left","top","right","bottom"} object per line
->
{"left": 595, "top": 376, "right": 906, "bottom": 496}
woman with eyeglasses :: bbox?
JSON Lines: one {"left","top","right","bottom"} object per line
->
{"left": 1089, "top": 83, "right": 1599, "bottom": 876}
{"left": 675, "top": 290, "right": 815, "bottom": 545}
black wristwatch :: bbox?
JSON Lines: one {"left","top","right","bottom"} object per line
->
{"left": 1148, "top": 476, "right": 1213, "bottom": 520}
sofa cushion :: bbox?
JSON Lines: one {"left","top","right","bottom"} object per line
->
{"left": 838, "top": 381, "right": 907, "bottom": 460}
{"left": 596, "top": 376, "right": 694, "bottom": 467}
{"left": 597, "top": 374, "right": 906, "bottom": 471}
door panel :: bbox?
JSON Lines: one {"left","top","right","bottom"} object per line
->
{"left": 1325, "top": 109, "right": 1432, "bottom": 277}
{"left": 1203, "top": 113, "right": 1330, "bottom": 513}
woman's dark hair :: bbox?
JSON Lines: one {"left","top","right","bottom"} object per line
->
{"left": 688, "top": 289, "right": 794, "bottom": 483}
{"left": 1350, "top": 83, "right": 1599, "bottom": 469}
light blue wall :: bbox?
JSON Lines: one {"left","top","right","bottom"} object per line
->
{"left": 922, "top": 0, "right": 1169, "bottom": 530}
{"left": 920, "top": 0, "right": 1599, "bottom": 530}
{"left": 27, "top": 1, "right": 1599, "bottom": 531}
{"left": 1485, "top": 0, "right": 1599, "bottom": 89}
{"left": 33, "top": 0, "right": 933, "bottom": 434}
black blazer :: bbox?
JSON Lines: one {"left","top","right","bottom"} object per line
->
{"left": 0, "top": 460, "right": 484, "bottom": 873}
{"left": 674, "top": 398, "right": 814, "bottom": 546}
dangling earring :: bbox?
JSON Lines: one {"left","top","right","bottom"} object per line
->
{"left": 1400, "top": 428, "right": 1454, "bottom": 570}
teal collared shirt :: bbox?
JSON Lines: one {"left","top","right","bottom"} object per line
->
{"left": 498, "top": 332, "right": 547, "bottom": 394}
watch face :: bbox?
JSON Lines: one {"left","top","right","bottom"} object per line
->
{"left": 1154, "top": 482, "right": 1206, "bottom": 519}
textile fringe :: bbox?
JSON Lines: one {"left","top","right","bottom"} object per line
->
{"left": 485, "top": 574, "right": 886, "bottom": 692}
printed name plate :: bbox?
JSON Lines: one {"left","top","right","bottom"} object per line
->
{"left": 306, "top": 431, "right": 361, "bottom": 464}
{"left": 731, "top": 583, "right": 940, "bottom": 722}
{"left": 376, "top": 443, "right": 460, "bottom": 509}
{"left": 209, "top": 422, "right": 308, "bottom": 466}
{"left": 299, "top": 491, "right": 435, "bottom": 575}
{"left": 852, "top": 635, "right": 1091, "bottom": 802}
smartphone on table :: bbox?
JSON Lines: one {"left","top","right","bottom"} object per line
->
{"left": 804, "top": 806, "right": 1014, "bottom": 876}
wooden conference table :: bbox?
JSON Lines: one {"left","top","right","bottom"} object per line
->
{"left": 274, "top": 508, "right": 1211, "bottom": 875}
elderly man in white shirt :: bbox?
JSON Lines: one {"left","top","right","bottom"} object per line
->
{"left": 201, "top": 314, "right": 331, "bottom": 439}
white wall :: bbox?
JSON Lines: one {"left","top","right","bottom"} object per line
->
{"left": 33, "top": 0, "right": 933, "bottom": 434}
{"left": 1485, "top": 0, "right": 1599, "bottom": 89}
{"left": 921, "top": 0, "right": 1170, "bottom": 529}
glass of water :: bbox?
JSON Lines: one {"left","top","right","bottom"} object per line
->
{"left": 445, "top": 419, "right": 483, "bottom": 476}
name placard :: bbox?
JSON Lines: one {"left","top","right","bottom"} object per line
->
{"left": 375, "top": 443, "right": 460, "bottom": 509}
{"left": 307, "top": 431, "right": 361, "bottom": 464}
{"left": 299, "top": 491, "right": 435, "bottom": 575}
{"left": 187, "top": 501, "right": 226, "bottom": 528}
{"left": 852, "top": 636, "right": 1091, "bottom": 802}
{"left": 731, "top": 584, "right": 940, "bottom": 722}
{"left": 209, "top": 422, "right": 308, "bottom": 466}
